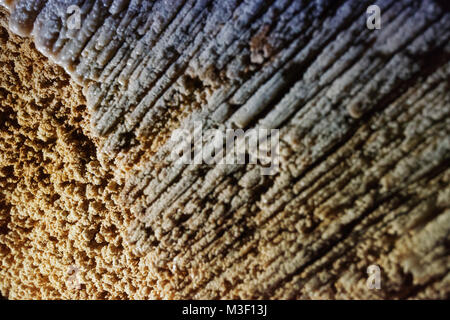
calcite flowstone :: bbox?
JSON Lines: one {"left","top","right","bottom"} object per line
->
{"left": 0, "top": 0, "right": 449, "bottom": 299}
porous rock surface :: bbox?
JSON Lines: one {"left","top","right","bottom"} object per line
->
{"left": 0, "top": 0, "right": 449, "bottom": 299}
{"left": 0, "top": 10, "right": 153, "bottom": 299}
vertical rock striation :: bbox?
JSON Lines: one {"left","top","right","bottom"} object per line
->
{"left": 0, "top": 0, "right": 449, "bottom": 299}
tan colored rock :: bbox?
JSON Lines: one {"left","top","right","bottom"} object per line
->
{"left": 0, "top": 1, "right": 449, "bottom": 299}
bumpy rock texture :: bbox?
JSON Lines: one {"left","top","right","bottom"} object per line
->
{"left": 0, "top": 0, "right": 449, "bottom": 299}
{"left": 0, "top": 9, "right": 156, "bottom": 299}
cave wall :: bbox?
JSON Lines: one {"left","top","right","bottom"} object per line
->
{"left": 0, "top": 0, "right": 449, "bottom": 299}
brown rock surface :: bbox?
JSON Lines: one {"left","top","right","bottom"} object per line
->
{"left": 0, "top": 1, "right": 449, "bottom": 300}
{"left": 0, "top": 10, "right": 154, "bottom": 299}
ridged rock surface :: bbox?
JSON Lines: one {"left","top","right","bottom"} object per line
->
{"left": 0, "top": 0, "right": 449, "bottom": 299}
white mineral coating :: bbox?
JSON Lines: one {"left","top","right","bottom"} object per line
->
{"left": 1, "top": 0, "right": 449, "bottom": 299}
{"left": 8, "top": 0, "right": 45, "bottom": 36}
{"left": 0, "top": 0, "right": 15, "bottom": 11}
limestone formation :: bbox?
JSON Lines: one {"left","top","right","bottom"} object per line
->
{"left": 0, "top": 0, "right": 449, "bottom": 299}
